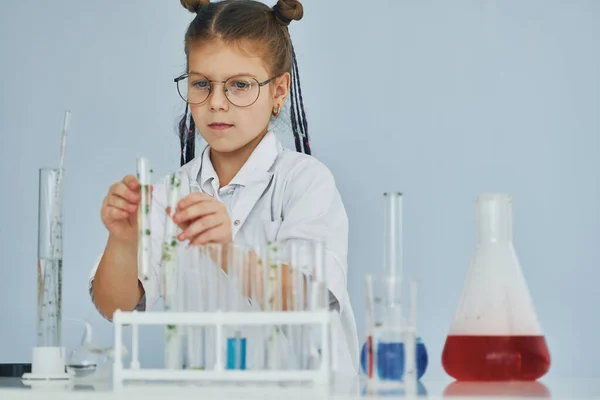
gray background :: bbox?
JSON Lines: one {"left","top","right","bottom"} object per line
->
{"left": 1, "top": 0, "right": 598, "bottom": 380}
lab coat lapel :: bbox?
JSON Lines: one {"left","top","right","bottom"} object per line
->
{"left": 228, "top": 131, "right": 282, "bottom": 240}
{"left": 231, "top": 171, "right": 273, "bottom": 240}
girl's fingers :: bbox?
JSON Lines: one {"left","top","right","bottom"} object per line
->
{"left": 111, "top": 182, "right": 140, "bottom": 204}
{"left": 176, "top": 192, "right": 213, "bottom": 210}
{"left": 179, "top": 214, "right": 224, "bottom": 241}
{"left": 122, "top": 175, "right": 140, "bottom": 191}
{"left": 105, "top": 206, "right": 128, "bottom": 222}
{"left": 189, "top": 224, "right": 226, "bottom": 246}
{"left": 107, "top": 194, "right": 137, "bottom": 213}
{"left": 173, "top": 200, "right": 222, "bottom": 224}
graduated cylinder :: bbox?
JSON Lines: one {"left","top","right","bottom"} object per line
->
{"left": 37, "top": 168, "right": 64, "bottom": 348}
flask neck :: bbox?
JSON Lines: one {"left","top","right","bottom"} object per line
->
{"left": 476, "top": 194, "right": 513, "bottom": 243}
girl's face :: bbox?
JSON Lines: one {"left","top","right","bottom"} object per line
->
{"left": 187, "top": 39, "right": 290, "bottom": 155}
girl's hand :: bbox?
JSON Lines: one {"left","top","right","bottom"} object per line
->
{"left": 101, "top": 175, "right": 152, "bottom": 244}
{"left": 172, "top": 193, "right": 232, "bottom": 245}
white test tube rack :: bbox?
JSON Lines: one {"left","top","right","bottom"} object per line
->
{"left": 111, "top": 309, "right": 336, "bottom": 388}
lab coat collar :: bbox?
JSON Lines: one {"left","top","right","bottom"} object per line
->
{"left": 193, "top": 130, "right": 281, "bottom": 188}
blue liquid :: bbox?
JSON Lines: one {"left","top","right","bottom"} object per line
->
{"left": 360, "top": 337, "right": 428, "bottom": 380}
{"left": 226, "top": 337, "right": 247, "bottom": 370}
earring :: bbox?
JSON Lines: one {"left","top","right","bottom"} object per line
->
{"left": 273, "top": 106, "right": 280, "bottom": 117}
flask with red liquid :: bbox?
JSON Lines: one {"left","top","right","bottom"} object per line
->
{"left": 442, "top": 194, "right": 551, "bottom": 381}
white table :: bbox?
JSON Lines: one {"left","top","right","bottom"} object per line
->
{"left": 1, "top": 377, "right": 599, "bottom": 399}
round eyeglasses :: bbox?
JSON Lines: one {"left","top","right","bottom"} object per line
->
{"left": 174, "top": 74, "right": 274, "bottom": 108}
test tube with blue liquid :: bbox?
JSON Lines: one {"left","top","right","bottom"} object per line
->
{"left": 226, "top": 244, "right": 248, "bottom": 370}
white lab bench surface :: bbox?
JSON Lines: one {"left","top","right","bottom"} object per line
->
{"left": 0, "top": 377, "right": 599, "bottom": 399}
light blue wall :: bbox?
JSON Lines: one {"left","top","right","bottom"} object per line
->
{"left": 1, "top": 0, "right": 598, "bottom": 380}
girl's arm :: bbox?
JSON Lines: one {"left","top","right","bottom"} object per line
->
{"left": 92, "top": 236, "right": 143, "bottom": 319}
{"left": 90, "top": 176, "right": 168, "bottom": 320}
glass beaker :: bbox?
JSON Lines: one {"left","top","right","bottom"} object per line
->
{"left": 366, "top": 276, "right": 409, "bottom": 383}
{"left": 37, "top": 168, "right": 64, "bottom": 348}
{"left": 361, "top": 276, "right": 428, "bottom": 381}
{"left": 442, "top": 194, "right": 551, "bottom": 381}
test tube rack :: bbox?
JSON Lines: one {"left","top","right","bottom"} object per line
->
{"left": 111, "top": 309, "right": 336, "bottom": 388}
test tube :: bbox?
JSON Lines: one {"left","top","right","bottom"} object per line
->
{"left": 137, "top": 158, "right": 152, "bottom": 281}
{"left": 161, "top": 172, "right": 182, "bottom": 301}
{"left": 265, "top": 242, "right": 281, "bottom": 370}
{"left": 162, "top": 172, "right": 182, "bottom": 369}
{"left": 184, "top": 244, "right": 221, "bottom": 370}
{"left": 313, "top": 240, "right": 327, "bottom": 310}
{"left": 226, "top": 244, "right": 248, "bottom": 370}
{"left": 182, "top": 245, "right": 200, "bottom": 369}
{"left": 365, "top": 274, "right": 375, "bottom": 380}
{"left": 403, "top": 280, "right": 418, "bottom": 392}
{"left": 289, "top": 242, "right": 304, "bottom": 370}
{"left": 304, "top": 240, "right": 326, "bottom": 370}
{"left": 249, "top": 246, "right": 265, "bottom": 370}
{"left": 314, "top": 241, "right": 328, "bottom": 370}
{"left": 260, "top": 243, "right": 269, "bottom": 370}
{"left": 208, "top": 243, "right": 222, "bottom": 370}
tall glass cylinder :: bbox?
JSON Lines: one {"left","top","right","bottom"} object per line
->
{"left": 37, "top": 168, "right": 63, "bottom": 348}
{"left": 384, "top": 192, "right": 403, "bottom": 282}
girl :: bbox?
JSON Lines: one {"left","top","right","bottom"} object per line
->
{"left": 89, "top": 0, "right": 359, "bottom": 374}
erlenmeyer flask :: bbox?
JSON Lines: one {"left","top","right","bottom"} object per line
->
{"left": 442, "top": 194, "right": 550, "bottom": 381}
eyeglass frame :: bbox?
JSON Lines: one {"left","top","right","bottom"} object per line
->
{"left": 174, "top": 73, "right": 276, "bottom": 108}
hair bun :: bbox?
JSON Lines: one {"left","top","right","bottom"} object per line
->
{"left": 273, "top": 0, "right": 304, "bottom": 26}
{"left": 180, "top": 0, "right": 210, "bottom": 13}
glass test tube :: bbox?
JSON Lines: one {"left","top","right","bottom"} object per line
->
{"left": 304, "top": 240, "right": 327, "bottom": 370}
{"left": 136, "top": 157, "right": 151, "bottom": 281}
{"left": 264, "top": 242, "right": 281, "bottom": 370}
{"left": 289, "top": 242, "right": 306, "bottom": 370}
{"left": 162, "top": 172, "right": 182, "bottom": 369}
{"left": 226, "top": 244, "right": 248, "bottom": 370}
{"left": 365, "top": 274, "right": 375, "bottom": 380}
{"left": 184, "top": 244, "right": 220, "bottom": 370}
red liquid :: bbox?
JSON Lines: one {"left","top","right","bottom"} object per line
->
{"left": 366, "top": 336, "right": 374, "bottom": 378}
{"left": 442, "top": 335, "right": 550, "bottom": 381}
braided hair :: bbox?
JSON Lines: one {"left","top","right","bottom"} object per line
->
{"left": 177, "top": 0, "right": 311, "bottom": 166}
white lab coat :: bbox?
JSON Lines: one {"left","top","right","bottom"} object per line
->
{"left": 88, "top": 130, "right": 359, "bottom": 375}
